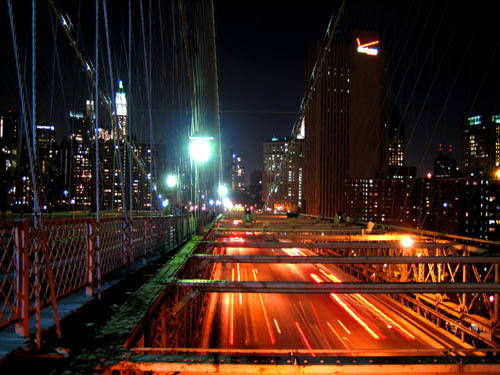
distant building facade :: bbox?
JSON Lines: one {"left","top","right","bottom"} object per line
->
{"left": 0, "top": 109, "right": 18, "bottom": 211}
{"left": 387, "top": 105, "right": 405, "bottom": 168}
{"left": 263, "top": 137, "right": 304, "bottom": 212}
{"left": 462, "top": 114, "right": 500, "bottom": 177}
{"left": 304, "top": 30, "right": 390, "bottom": 217}
{"left": 249, "top": 169, "right": 263, "bottom": 207}
{"left": 230, "top": 152, "right": 246, "bottom": 192}
{"left": 344, "top": 176, "right": 500, "bottom": 241}
{"left": 434, "top": 144, "right": 459, "bottom": 178}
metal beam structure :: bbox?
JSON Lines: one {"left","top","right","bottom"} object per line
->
{"left": 174, "top": 279, "right": 500, "bottom": 294}
{"left": 98, "top": 212, "right": 500, "bottom": 374}
{"left": 214, "top": 227, "right": 371, "bottom": 233}
{"left": 192, "top": 254, "right": 500, "bottom": 265}
{"left": 201, "top": 241, "right": 457, "bottom": 249}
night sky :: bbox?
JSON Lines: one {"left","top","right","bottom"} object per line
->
{"left": 2, "top": 1, "right": 500, "bottom": 180}
{"left": 214, "top": 0, "right": 500, "bottom": 178}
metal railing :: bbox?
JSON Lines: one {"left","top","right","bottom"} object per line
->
{"left": 0, "top": 213, "right": 202, "bottom": 342}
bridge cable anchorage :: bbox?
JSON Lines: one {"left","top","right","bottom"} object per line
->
{"left": 264, "top": 0, "right": 346, "bottom": 210}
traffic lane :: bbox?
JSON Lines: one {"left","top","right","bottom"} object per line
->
{"left": 209, "top": 264, "right": 430, "bottom": 351}
{"left": 206, "top": 246, "right": 441, "bottom": 352}
{"left": 219, "top": 250, "right": 410, "bottom": 349}
{"left": 207, "top": 288, "right": 431, "bottom": 353}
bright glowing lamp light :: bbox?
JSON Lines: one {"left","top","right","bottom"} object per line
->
{"left": 166, "top": 174, "right": 177, "bottom": 188}
{"left": 218, "top": 184, "right": 228, "bottom": 198}
{"left": 496, "top": 168, "right": 500, "bottom": 180}
{"left": 189, "top": 136, "right": 213, "bottom": 162}
{"left": 401, "top": 237, "right": 414, "bottom": 248}
{"left": 162, "top": 199, "right": 169, "bottom": 208}
{"left": 222, "top": 197, "right": 233, "bottom": 208}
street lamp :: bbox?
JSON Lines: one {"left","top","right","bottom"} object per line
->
{"left": 165, "top": 174, "right": 178, "bottom": 214}
{"left": 218, "top": 184, "right": 228, "bottom": 198}
{"left": 189, "top": 136, "right": 213, "bottom": 162}
{"left": 189, "top": 135, "right": 214, "bottom": 232}
{"left": 166, "top": 174, "right": 177, "bottom": 188}
{"left": 401, "top": 237, "right": 414, "bottom": 248}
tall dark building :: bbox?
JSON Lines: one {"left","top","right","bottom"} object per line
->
{"left": 263, "top": 137, "right": 304, "bottom": 212}
{"left": 55, "top": 136, "right": 72, "bottom": 209}
{"left": 68, "top": 101, "right": 94, "bottom": 210}
{"left": 249, "top": 169, "right": 263, "bottom": 207}
{"left": 434, "top": 144, "right": 459, "bottom": 178}
{"left": 36, "top": 123, "right": 58, "bottom": 210}
{"left": 230, "top": 152, "right": 246, "bottom": 192}
{"left": 462, "top": 114, "right": 500, "bottom": 176}
{"left": 387, "top": 104, "right": 405, "bottom": 168}
{"left": 304, "top": 31, "right": 389, "bottom": 217}
{"left": 0, "top": 109, "right": 18, "bottom": 211}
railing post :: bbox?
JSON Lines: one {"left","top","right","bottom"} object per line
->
{"left": 122, "top": 217, "right": 133, "bottom": 270}
{"left": 86, "top": 219, "right": 94, "bottom": 297}
{"left": 34, "top": 220, "right": 41, "bottom": 349}
{"left": 128, "top": 218, "right": 134, "bottom": 264}
{"left": 158, "top": 216, "right": 164, "bottom": 250}
{"left": 122, "top": 217, "right": 128, "bottom": 270}
{"left": 494, "top": 263, "right": 499, "bottom": 331}
{"left": 96, "top": 219, "right": 102, "bottom": 300}
{"left": 15, "top": 220, "right": 29, "bottom": 337}
{"left": 143, "top": 218, "right": 148, "bottom": 256}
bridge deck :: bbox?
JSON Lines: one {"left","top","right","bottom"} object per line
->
{"left": 3, "top": 213, "right": 498, "bottom": 374}
{"left": 102, "top": 213, "right": 500, "bottom": 374}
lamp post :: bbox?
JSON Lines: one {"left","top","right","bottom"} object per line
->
{"left": 189, "top": 135, "right": 213, "bottom": 232}
{"left": 165, "top": 173, "right": 178, "bottom": 214}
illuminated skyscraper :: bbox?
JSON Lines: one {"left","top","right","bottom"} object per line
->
{"left": 434, "top": 144, "right": 459, "bottom": 178}
{"left": 230, "top": 153, "right": 246, "bottom": 192}
{"left": 263, "top": 137, "right": 304, "bottom": 212}
{"left": 387, "top": 105, "right": 404, "bottom": 168}
{"left": 0, "top": 109, "right": 18, "bottom": 210}
{"left": 36, "top": 123, "right": 57, "bottom": 210}
{"left": 69, "top": 101, "right": 93, "bottom": 210}
{"left": 462, "top": 114, "right": 500, "bottom": 176}
{"left": 115, "top": 80, "right": 127, "bottom": 138}
{"left": 304, "top": 31, "right": 389, "bottom": 217}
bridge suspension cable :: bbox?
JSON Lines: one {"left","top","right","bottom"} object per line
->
{"left": 48, "top": 0, "right": 164, "bottom": 214}
{"left": 263, "top": 0, "right": 347, "bottom": 211}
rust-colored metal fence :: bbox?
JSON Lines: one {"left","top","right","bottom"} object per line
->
{"left": 0, "top": 214, "right": 199, "bottom": 342}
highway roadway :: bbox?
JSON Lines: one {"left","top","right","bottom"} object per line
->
{"left": 200, "top": 240, "right": 450, "bottom": 355}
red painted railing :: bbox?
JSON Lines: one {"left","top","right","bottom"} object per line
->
{"left": 0, "top": 213, "right": 204, "bottom": 341}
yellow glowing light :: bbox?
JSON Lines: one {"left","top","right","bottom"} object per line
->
{"left": 496, "top": 168, "right": 500, "bottom": 179}
{"left": 319, "top": 269, "right": 342, "bottom": 283}
{"left": 401, "top": 237, "right": 414, "bottom": 248}
{"left": 352, "top": 294, "right": 416, "bottom": 340}
{"left": 310, "top": 273, "right": 324, "bottom": 284}
{"left": 329, "top": 293, "right": 380, "bottom": 340}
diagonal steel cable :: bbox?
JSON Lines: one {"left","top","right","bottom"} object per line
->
{"left": 264, "top": 0, "right": 347, "bottom": 210}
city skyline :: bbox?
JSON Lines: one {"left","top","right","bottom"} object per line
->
{"left": 1, "top": 2, "right": 499, "bottom": 179}
{"left": 1, "top": 2, "right": 500, "bottom": 201}
{"left": 2, "top": 2, "right": 500, "bottom": 371}
{"left": 214, "top": 1, "right": 500, "bottom": 177}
